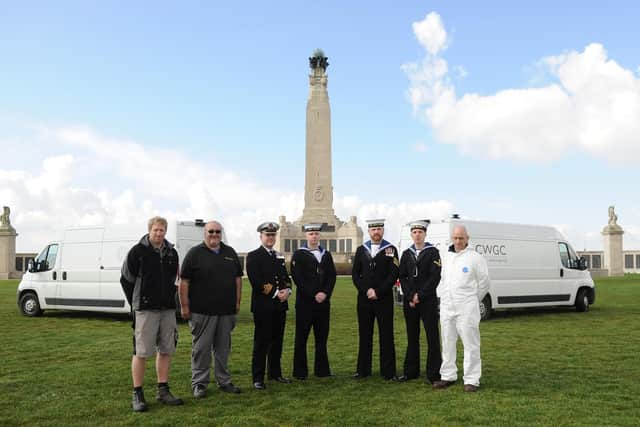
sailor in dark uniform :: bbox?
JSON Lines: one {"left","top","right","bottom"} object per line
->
{"left": 246, "top": 222, "right": 292, "bottom": 390}
{"left": 397, "top": 220, "right": 442, "bottom": 384}
{"left": 291, "top": 223, "right": 337, "bottom": 380}
{"left": 351, "top": 219, "right": 400, "bottom": 380}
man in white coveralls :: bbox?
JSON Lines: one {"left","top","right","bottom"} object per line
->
{"left": 432, "top": 225, "right": 490, "bottom": 392}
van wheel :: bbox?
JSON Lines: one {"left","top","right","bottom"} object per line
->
{"left": 19, "top": 292, "right": 43, "bottom": 317}
{"left": 479, "top": 295, "right": 492, "bottom": 321}
{"left": 575, "top": 288, "right": 589, "bottom": 312}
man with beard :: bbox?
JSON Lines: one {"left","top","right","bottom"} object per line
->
{"left": 351, "top": 219, "right": 400, "bottom": 381}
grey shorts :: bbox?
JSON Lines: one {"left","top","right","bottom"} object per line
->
{"left": 133, "top": 309, "right": 178, "bottom": 358}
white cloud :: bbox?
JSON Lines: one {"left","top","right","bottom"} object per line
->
{"left": 412, "top": 12, "right": 448, "bottom": 55}
{"left": 4, "top": 127, "right": 636, "bottom": 252}
{"left": 404, "top": 12, "right": 640, "bottom": 163}
{"left": 1, "top": 125, "right": 457, "bottom": 252}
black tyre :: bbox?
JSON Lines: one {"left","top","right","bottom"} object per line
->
{"left": 19, "top": 292, "right": 43, "bottom": 317}
{"left": 575, "top": 288, "right": 589, "bottom": 312}
{"left": 479, "top": 294, "right": 492, "bottom": 321}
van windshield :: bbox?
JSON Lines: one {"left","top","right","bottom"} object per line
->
{"left": 558, "top": 242, "right": 579, "bottom": 269}
{"left": 34, "top": 244, "right": 58, "bottom": 271}
{"left": 35, "top": 247, "right": 48, "bottom": 263}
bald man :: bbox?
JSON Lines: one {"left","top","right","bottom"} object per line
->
{"left": 433, "top": 225, "right": 489, "bottom": 392}
{"left": 179, "top": 221, "right": 243, "bottom": 398}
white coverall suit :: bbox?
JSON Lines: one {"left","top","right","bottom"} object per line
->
{"left": 438, "top": 246, "right": 490, "bottom": 386}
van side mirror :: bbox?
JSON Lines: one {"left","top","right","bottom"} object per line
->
{"left": 578, "top": 257, "right": 588, "bottom": 271}
{"left": 28, "top": 260, "right": 36, "bottom": 273}
{"left": 29, "top": 260, "right": 48, "bottom": 272}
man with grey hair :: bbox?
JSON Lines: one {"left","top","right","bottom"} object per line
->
{"left": 433, "top": 225, "right": 490, "bottom": 392}
{"left": 179, "top": 220, "right": 243, "bottom": 398}
{"left": 121, "top": 216, "right": 183, "bottom": 412}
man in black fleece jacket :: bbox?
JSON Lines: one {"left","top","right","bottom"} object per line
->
{"left": 120, "top": 216, "right": 183, "bottom": 412}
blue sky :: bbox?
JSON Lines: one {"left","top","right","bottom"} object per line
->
{"left": 1, "top": 1, "right": 639, "bottom": 252}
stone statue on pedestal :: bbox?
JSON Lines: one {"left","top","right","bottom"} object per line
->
{"left": 602, "top": 205, "right": 624, "bottom": 276}
{"left": 603, "top": 206, "right": 622, "bottom": 233}
{"left": 0, "top": 206, "right": 12, "bottom": 229}
{"left": 607, "top": 206, "right": 617, "bottom": 226}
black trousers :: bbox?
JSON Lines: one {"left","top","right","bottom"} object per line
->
{"left": 293, "top": 306, "right": 331, "bottom": 378}
{"left": 402, "top": 298, "right": 442, "bottom": 382}
{"left": 252, "top": 310, "right": 286, "bottom": 382}
{"left": 356, "top": 298, "right": 396, "bottom": 379}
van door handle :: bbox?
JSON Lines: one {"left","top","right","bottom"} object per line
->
{"left": 52, "top": 271, "right": 57, "bottom": 280}
{"left": 62, "top": 271, "right": 67, "bottom": 280}
{"left": 560, "top": 268, "right": 564, "bottom": 278}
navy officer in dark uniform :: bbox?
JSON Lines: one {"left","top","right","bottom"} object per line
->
{"left": 291, "top": 223, "right": 337, "bottom": 379}
{"left": 352, "top": 219, "right": 400, "bottom": 380}
{"left": 398, "top": 220, "right": 442, "bottom": 384}
{"left": 246, "top": 221, "right": 292, "bottom": 390}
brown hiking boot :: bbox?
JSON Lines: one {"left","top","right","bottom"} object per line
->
{"left": 132, "top": 389, "right": 148, "bottom": 412}
{"left": 156, "top": 385, "right": 184, "bottom": 405}
{"left": 432, "top": 380, "right": 455, "bottom": 390}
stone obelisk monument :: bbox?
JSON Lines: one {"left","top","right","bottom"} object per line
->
{"left": 302, "top": 49, "right": 335, "bottom": 221}
{"left": 277, "top": 49, "right": 363, "bottom": 262}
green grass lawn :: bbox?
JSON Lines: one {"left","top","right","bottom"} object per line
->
{"left": 1, "top": 276, "right": 639, "bottom": 426}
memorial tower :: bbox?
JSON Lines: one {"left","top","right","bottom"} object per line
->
{"left": 277, "top": 49, "right": 363, "bottom": 262}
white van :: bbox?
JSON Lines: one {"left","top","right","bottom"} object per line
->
{"left": 397, "top": 217, "right": 595, "bottom": 320}
{"left": 16, "top": 219, "right": 216, "bottom": 316}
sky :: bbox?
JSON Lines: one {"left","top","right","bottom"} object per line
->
{"left": 1, "top": 0, "right": 639, "bottom": 253}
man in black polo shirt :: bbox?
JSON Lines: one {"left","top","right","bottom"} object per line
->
{"left": 178, "top": 220, "right": 243, "bottom": 398}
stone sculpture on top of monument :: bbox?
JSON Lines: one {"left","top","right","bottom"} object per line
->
{"left": 0, "top": 206, "right": 18, "bottom": 279}
{"left": 0, "top": 206, "right": 15, "bottom": 231}
{"left": 602, "top": 205, "right": 624, "bottom": 276}
{"left": 276, "top": 49, "right": 363, "bottom": 263}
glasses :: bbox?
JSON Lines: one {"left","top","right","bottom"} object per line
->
{"left": 207, "top": 229, "right": 222, "bottom": 235}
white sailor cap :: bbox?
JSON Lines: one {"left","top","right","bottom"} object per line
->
{"left": 366, "top": 219, "right": 386, "bottom": 228}
{"left": 303, "top": 223, "right": 323, "bottom": 232}
{"left": 409, "top": 220, "right": 429, "bottom": 231}
{"left": 257, "top": 222, "right": 279, "bottom": 233}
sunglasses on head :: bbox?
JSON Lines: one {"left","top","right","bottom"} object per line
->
{"left": 207, "top": 229, "right": 222, "bottom": 234}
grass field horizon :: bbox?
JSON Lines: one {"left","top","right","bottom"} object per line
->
{"left": 1, "top": 275, "right": 639, "bottom": 426}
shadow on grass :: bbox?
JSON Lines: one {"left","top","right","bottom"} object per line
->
{"left": 488, "top": 305, "right": 598, "bottom": 321}
{"left": 38, "top": 309, "right": 257, "bottom": 325}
